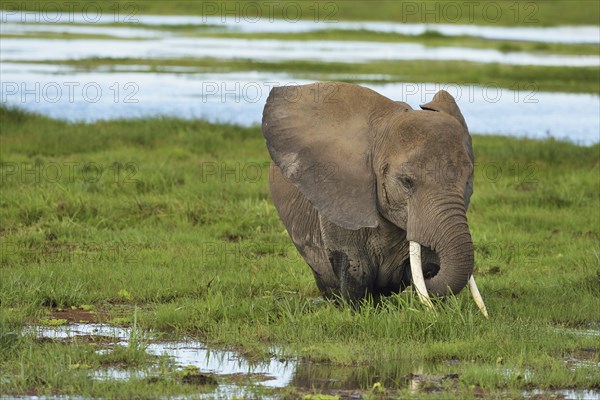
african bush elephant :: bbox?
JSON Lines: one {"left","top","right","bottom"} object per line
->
{"left": 262, "top": 82, "right": 487, "bottom": 316}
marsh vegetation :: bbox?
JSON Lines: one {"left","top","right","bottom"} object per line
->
{"left": 1, "top": 106, "right": 598, "bottom": 398}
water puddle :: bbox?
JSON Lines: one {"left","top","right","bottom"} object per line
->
{"left": 27, "top": 323, "right": 295, "bottom": 388}
{"left": 2, "top": 11, "right": 599, "bottom": 44}
{"left": 554, "top": 327, "right": 600, "bottom": 337}
{"left": 2, "top": 63, "right": 598, "bottom": 145}
{"left": 524, "top": 389, "right": 600, "bottom": 399}
{"left": 21, "top": 322, "right": 430, "bottom": 399}
{"left": 21, "top": 322, "right": 455, "bottom": 398}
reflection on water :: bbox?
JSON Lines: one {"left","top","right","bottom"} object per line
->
{"left": 2, "top": 63, "right": 598, "bottom": 145}
{"left": 292, "top": 361, "right": 413, "bottom": 391}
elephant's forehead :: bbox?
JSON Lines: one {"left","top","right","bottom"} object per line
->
{"left": 383, "top": 112, "right": 465, "bottom": 155}
{"left": 392, "top": 154, "right": 468, "bottom": 176}
{"left": 395, "top": 111, "right": 464, "bottom": 140}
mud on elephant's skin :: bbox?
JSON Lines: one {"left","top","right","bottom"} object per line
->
{"left": 262, "top": 82, "right": 487, "bottom": 316}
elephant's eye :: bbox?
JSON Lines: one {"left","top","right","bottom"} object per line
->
{"left": 399, "top": 175, "right": 415, "bottom": 190}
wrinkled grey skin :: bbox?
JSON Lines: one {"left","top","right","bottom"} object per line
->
{"left": 262, "top": 82, "right": 474, "bottom": 302}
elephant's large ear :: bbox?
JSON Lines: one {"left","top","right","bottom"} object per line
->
{"left": 262, "top": 82, "right": 398, "bottom": 230}
{"left": 420, "top": 90, "right": 468, "bottom": 131}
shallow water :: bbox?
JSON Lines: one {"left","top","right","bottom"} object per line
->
{"left": 2, "top": 10, "right": 599, "bottom": 68}
{"left": 10, "top": 322, "right": 600, "bottom": 399}
{"left": 2, "top": 63, "right": 599, "bottom": 145}
{"left": 27, "top": 323, "right": 295, "bottom": 388}
{"left": 2, "top": 11, "right": 599, "bottom": 44}
{"left": 554, "top": 327, "right": 600, "bottom": 337}
{"left": 20, "top": 322, "right": 447, "bottom": 397}
{"left": 2, "top": 36, "right": 598, "bottom": 67}
{"left": 524, "top": 389, "right": 600, "bottom": 400}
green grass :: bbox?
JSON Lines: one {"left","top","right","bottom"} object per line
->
{"left": 2, "top": 0, "right": 598, "bottom": 26}
{"left": 0, "top": 106, "right": 599, "bottom": 398}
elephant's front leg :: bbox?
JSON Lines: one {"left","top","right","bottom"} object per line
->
{"left": 328, "top": 249, "right": 373, "bottom": 302}
{"left": 320, "top": 216, "right": 375, "bottom": 302}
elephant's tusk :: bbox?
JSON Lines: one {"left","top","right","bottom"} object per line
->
{"left": 409, "top": 241, "right": 434, "bottom": 309}
{"left": 468, "top": 275, "right": 489, "bottom": 318}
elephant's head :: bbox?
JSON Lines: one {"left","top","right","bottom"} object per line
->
{"left": 372, "top": 91, "right": 474, "bottom": 298}
{"left": 262, "top": 82, "right": 487, "bottom": 314}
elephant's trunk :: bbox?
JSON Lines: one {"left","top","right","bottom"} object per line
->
{"left": 406, "top": 196, "right": 474, "bottom": 296}
{"left": 427, "top": 221, "right": 474, "bottom": 296}
{"left": 407, "top": 195, "right": 488, "bottom": 317}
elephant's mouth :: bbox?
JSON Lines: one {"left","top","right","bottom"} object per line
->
{"left": 401, "top": 255, "right": 440, "bottom": 284}
{"left": 403, "top": 262, "right": 439, "bottom": 281}
{"left": 406, "top": 241, "right": 489, "bottom": 317}
{"left": 419, "top": 246, "right": 441, "bottom": 280}
{"left": 423, "top": 262, "right": 440, "bottom": 279}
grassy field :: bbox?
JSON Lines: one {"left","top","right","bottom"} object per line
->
{"left": 2, "top": 0, "right": 598, "bottom": 26}
{"left": 1, "top": 106, "right": 599, "bottom": 398}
